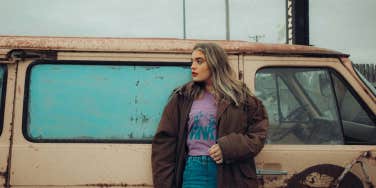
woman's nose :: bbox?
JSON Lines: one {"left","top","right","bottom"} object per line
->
{"left": 191, "top": 62, "right": 196, "bottom": 70}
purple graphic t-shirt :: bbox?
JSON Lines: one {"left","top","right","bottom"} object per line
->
{"left": 187, "top": 91, "right": 217, "bottom": 156}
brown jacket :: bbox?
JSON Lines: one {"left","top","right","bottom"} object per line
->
{"left": 152, "top": 82, "right": 269, "bottom": 188}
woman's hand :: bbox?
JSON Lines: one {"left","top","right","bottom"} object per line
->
{"left": 209, "top": 144, "right": 223, "bottom": 164}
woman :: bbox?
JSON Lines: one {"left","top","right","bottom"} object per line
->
{"left": 152, "top": 43, "right": 268, "bottom": 188}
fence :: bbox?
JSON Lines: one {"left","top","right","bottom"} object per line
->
{"left": 353, "top": 64, "right": 376, "bottom": 86}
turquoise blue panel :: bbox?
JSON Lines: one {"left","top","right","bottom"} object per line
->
{"left": 0, "top": 65, "right": 4, "bottom": 136}
{"left": 0, "top": 66, "right": 4, "bottom": 102}
{"left": 27, "top": 64, "right": 191, "bottom": 141}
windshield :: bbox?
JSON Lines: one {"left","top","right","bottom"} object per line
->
{"left": 352, "top": 64, "right": 376, "bottom": 97}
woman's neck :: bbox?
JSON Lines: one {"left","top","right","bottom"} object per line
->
{"left": 205, "top": 81, "right": 218, "bottom": 99}
{"left": 205, "top": 82, "right": 213, "bottom": 93}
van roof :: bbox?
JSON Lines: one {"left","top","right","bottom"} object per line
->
{"left": 0, "top": 36, "right": 348, "bottom": 58}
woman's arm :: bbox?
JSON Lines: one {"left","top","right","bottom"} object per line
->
{"left": 151, "top": 93, "right": 179, "bottom": 188}
{"left": 217, "top": 96, "right": 269, "bottom": 163}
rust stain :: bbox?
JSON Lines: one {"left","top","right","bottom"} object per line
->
{"left": 365, "top": 151, "right": 376, "bottom": 165}
{"left": 365, "top": 151, "right": 372, "bottom": 158}
{"left": 84, "top": 183, "right": 152, "bottom": 187}
{"left": 303, "top": 172, "right": 334, "bottom": 187}
{"left": 0, "top": 36, "right": 348, "bottom": 57}
{"left": 364, "top": 150, "right": 376, "bottom": 162}
{"left": 8, "top": 49, "right": 57, "bottom": 61}
{"left": 286, "top": 164, "right": 363, "bottom": 188}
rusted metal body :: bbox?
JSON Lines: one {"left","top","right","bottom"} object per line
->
{"left": 0, "top": 36, "right": 374, "bottom": 187}
{"left": 0, "top": 36, "right": 347, "bottom": 57}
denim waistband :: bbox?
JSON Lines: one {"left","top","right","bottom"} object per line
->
{"left": 186, "top": 155, "right": 215, "bottom": 163}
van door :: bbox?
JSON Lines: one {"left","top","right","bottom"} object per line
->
{"left": 243, "top": 56, "right": 376, "bottom": 187}
{"left": 0, "top": 62, "right": 16, "bottom": 187}
{"left": 9, "top": 51, "right": 239, "bottom": 187}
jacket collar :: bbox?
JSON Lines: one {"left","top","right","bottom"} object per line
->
{"left": 176, "top": 81, "right": 232, "bottom": 120}
{"left": 216, "top": 99, "right": 231, "bottom": 121}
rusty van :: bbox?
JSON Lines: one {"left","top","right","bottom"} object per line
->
{"left": 0, "top": 36, "right": 375, "bottom": 188}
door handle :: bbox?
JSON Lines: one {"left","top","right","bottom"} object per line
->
{"left": 256, "top": 169, "right": 288, "bottom": 175}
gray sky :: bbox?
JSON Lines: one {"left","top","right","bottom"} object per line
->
{"left": 0, "top": 0, "right": 182, "bottom": 38}
{"left": 0, "top": 0, "right": 375, "bottom": 64}
{"left": 0, "top": 0, "right": 285, "bottom": 43}
{"left": 310, "top": 0, "right": 376, "bottom": 64}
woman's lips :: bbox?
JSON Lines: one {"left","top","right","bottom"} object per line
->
{"left": 192, "top": 72, "right": 198, "bottom": 77}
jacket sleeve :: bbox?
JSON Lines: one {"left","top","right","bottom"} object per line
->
{"left": 217, "top": 95, "right": 269, "bottom": 163}
{"left": 151, "top": 93, "right": 179, "bottom": 188}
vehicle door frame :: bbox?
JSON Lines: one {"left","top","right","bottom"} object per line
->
{"left": 241, "top": 55, "right": 376, "bottom": 187}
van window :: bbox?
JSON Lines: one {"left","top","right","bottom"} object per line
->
{"left": 353, "top": 65, "right": 376, "bottom": 97}
{"left": 255, "top": 67, "right": 375, "bottom": 145}
{"left": 0, "top": 65, "right": 6, "bottom": 136}
{"left": 331, "top": 72, "right": 376, "bottom": 144}
{"left": 255, "top": 68, "right": 343, "bottom": 144}
{"left": 24, "top": 62, "right": 191, "bottom": 142}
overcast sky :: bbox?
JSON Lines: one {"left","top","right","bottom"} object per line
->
{"left": 0, "top": 0, "right": 375, "bottom": 64}
{"left": 310, "top": 0, "right": 376, "bottom": 64}
{"left": 0, "top": 0, "right": 285, "bottom": 43}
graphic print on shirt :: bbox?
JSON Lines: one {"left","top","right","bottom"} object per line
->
{"left": 189, "top": 112, "right": 216, "bottom": 142}
{"left": 187, "top": 91, "right": 217, "bottom": 156}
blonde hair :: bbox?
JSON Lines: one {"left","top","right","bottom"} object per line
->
{"left": 190, "top": 43, "right": 251, "bottom": 106}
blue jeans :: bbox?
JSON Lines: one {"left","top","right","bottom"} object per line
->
{"left": 182, "top": 156, "right": 217, "bottom": 188}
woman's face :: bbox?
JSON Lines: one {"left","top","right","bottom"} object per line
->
{"left": 191, "top": 50, "right": 212, "bottom": 83}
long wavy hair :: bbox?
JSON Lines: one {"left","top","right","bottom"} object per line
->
{"left": 189, "top": 43, "right": 251, "bottom": 106}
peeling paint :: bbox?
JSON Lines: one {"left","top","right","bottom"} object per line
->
{"left": 303, "top": 172, "right": 334, "bottom": 187}
{"left": 145, "top": 66, "right": 160, "bottom": 70}
{"left": 130, "top": 113, "right": 150, "bottom": 124}
{"left": 155, "top": 76, "right": 164, "bottom": 80}
{"left": 140, "top": 113, "right": 149, "bottom": 124}
{"left": 127, "top": 133, "right": 134, "bottom": 139}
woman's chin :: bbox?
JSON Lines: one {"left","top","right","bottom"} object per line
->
{"left": 192, "top": 79, "right": 203, "bottom": 83}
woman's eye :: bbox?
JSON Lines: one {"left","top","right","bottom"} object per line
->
{"left": 197, "top": 59, "right": 203, "bottom": 64}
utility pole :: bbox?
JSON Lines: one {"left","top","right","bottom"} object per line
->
{"left": 183, "top": 0, "right": 186, "bottom": 39}
{"left": 225, "top": 0, "right": 230, "bottom": 40}
{"left": 286, "top": 0, "right": 309, "bottom": 45}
